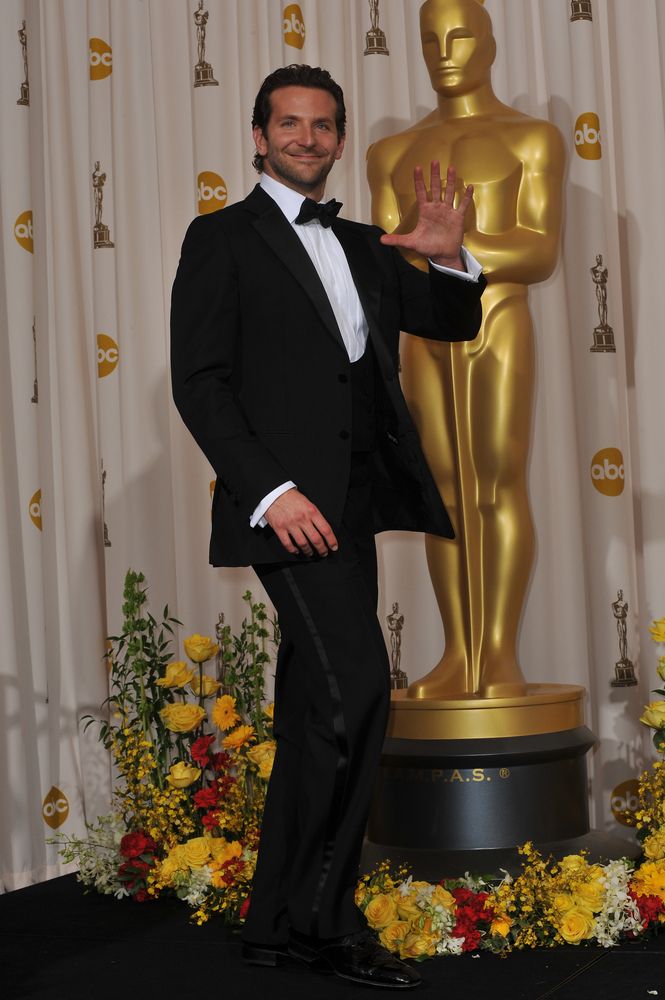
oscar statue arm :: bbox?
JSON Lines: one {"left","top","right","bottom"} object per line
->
{"left": 462, "top": 123, "right": 565, "bottom": 285}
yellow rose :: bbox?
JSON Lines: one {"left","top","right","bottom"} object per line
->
{"left": 212, "top": 694, "right": 240, "bottom": 731}
{"left": 189, "top": 674, "right": 221, "bottom": 697}
{"left": 491, "top": 914, "right": 512, "bottom": 938}
{"left": 640, "top": 701, "right": 665, "bottom": 730}
{"left": 167, "top": 761, "right": 201, "bottom": 788}
{"left": 643, "top": 829, "right": 665, "bottom": 862}
{"left": 399, "top": 931, "right": 438, "bottom": 960}
{"left": 395, "top": 890, "right": 422, "bottom": 923}
{"left": 222, "top": 724, "right": 256, "bottom": 750}
{"left": 263, "top": 702, "right": 275, "bottom": 721}
{"left": 576, "top": 878, "right": 606, "bottom": 912}
{"left": 658, "top": 657, "right": 665, "bottom": 683}
{"left": 557, "top": 907, "right": 596, "bottom": 944}
{"left": 379, "top": 921, "right": 411, "bottom": 952}
{"left": 365, "top": 893, "right": 399, "bottom": 930}
{"left": 160, "top": 703, "right": 206, "bottom": 733}
{"left": 209, "top": 838, "right": 243, "bottom": 864}
{"left": 184, "top": 633, "right": 220, "bottom": 663}
{"left": 559, "top": 854, "right": 588, "bottom": 873}
{"left": 180, "top": 836, "right": 213, "bottom": 868}
{"left": 157, "top": 847, "right": 188, "bottom": 883}
{"left": 156, "top": 661, "right": 195, "bottom": 688}
{"left": 430, "top": 885, "right": 456, "bottom": 911}
{"left": 553, "top": 892, "right": 575, "bottom": 914}
{"left": 649, "top": 618, "right": 665, "bottom": 643}
{"left": 247, "top": 739, "right": 276, "bottom": 779}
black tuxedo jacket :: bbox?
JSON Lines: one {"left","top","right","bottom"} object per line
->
{"left": 170, "top": 185, "right": 485, "bottom": 567}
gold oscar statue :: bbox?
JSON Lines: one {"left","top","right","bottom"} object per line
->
{"left": 367, "top": 0, "right": 565, "bottom": 699}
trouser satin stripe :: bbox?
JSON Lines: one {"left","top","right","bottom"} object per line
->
{"left": 282, "top": 565, "right": 350, "bottom": 937}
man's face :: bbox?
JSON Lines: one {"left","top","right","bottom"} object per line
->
{"left": 253, "top": 86, "right": 345, "bottom": 199}
{"left": 420, "top": 0, "right": 494, "bottom": 96}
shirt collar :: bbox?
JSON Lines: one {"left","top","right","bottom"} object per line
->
{"left": 260, "top": 173, "right": 327, "bottom": 224}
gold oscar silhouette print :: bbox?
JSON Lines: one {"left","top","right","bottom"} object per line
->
{"left": 611, "top": 590, "right": 636, "bottom": 687}
{"left": 17, "top": 20, "right": 29, "bottom": 106}
{"left": 367, "top": 0, "right": 565, "bottom": 698}
{"left": 92, "top": 161, "right": 114, "bottom": 248}
{"left": 387, "top": 602, "right": 408, "bottom": 689}
{"left": 590, "top": 253, "right": 616, "bottom": 353}
{"left": 570, "top": 1, "right": 593, "bottom": 21}
{"left": 365, "top": 0, "right": 389, "bottom": 56}
{"left": 193, "top": 1, "right": 219, "bottom": 88}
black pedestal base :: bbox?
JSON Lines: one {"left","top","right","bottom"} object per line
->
{"left": 363, "top": 726, "right": 639, "bottom": 879}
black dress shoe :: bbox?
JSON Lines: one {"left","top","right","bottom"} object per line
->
{"left": 241, "top": 940, "right": 290, "bottom": 967}
{"left": 288, "top": 930, "right": 422, "bottom": 989}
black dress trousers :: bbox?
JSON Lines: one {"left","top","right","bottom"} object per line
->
{"left": 243, "top": 348, "right": 391, "bottom": 944}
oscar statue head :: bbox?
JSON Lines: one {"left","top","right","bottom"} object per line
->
{"left": 419, "top": 0, "right": 496, "bottom": 96}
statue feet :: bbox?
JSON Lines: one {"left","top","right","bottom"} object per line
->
{"left": 478, "top": 657, "right": 528, "bottom": 699}
{"left": 406, "top": 656, "right": 470, "bottom": 700}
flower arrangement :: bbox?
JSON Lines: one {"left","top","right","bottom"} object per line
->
{"left": 56, "top": 580, "right": 665, "bottom": 958}
{"left": 357, "top": 846, "right": 665, "bottom": 958}
{"left": 55, "top": 570, "right": 278, "bottom": 924}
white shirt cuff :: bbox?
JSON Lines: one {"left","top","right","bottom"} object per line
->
{"left": 250, "top": 481, "right": 297, "bottom": 528}
{"left": 429, "top": 246, "right": 483, "bottom": 282}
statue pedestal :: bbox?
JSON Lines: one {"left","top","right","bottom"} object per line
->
{"left": 363, "top": 685, "right": 638, "bottom": 879}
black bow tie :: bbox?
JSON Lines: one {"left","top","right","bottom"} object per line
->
{"left": 295, "top": 197, "right": 342, "bottom": 228}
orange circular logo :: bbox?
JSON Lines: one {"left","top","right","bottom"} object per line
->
{"left": 29, "top": 488, "right": 42, "bottom": 530}
{"left": 283, "top": 4, "right": 306, "bottom": 48}
{"left": 89, "top": 38, "right": 113, "bottom": 80}
{"left": 197, "top": 171, "right": 227, "bottom": 214}
{"left": 97, "top": 333, "right": 119, "bottom": 377}
{"left": 14, "top": 210, "right": 33, "bottom": 253}
{"left": 610, "top": 778, "right": 639, "bottom": 827}
{"left": 574, "top": 112, "right": 601, "bottom": 160}
{"left": 590, "top": 447, "right": 625, "bottom": 496}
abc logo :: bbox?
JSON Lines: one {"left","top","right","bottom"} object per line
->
{"left": 89, "top": 38, "right": 113, "bottom": 80}
{"left": 591, "top": 447, "right": 625, "bottom": 496}
{"left": 197, "top": 171, "right": 227, "bottom": 215}
{"left": 610, "top": 778, "right": 639, "bottom": 827}
{"left": 42, "top": 786, "right": 69, "bottom": 830}
{"left": 14, "top": 210, "right": 33, "bottom": 253}
{"left": 29, "top": 488, "right": 42, "bottom": 530}
{"left": 283, "top": 4, "right": 306, "bottom": 48}
{"left": 574, "top": 112, "right": 601, "bottom": 160}
{"left": 97, "top": 333, "right": 119, "bottom": 377}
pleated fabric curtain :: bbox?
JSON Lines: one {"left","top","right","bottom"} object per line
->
{"left": 1, "top": 0, "right": 664, "bottom": 889}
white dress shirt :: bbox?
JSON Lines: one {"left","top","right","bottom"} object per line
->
{"left": 250, "top": 173, "right": 482, "bottom": 528}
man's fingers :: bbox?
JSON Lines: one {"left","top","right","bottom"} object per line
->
{"left": 442, "top": 165, "right": 456, "bottom": 206}
{"left": 430, "top": 160, "right": 442, "bottom": 202}
{"left": 311, "top": 514, "right": 339, "bottom": 552}
{"left": 412, "top": 164, "right": 427, "bottom": 203}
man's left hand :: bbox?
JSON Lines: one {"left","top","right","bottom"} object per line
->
{"left": 379, "top": 162, "right": 473, "bottom": 272}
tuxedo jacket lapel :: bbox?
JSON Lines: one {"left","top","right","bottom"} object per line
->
{"left": 246, "top": 186, "right": 346, "bottom": 355}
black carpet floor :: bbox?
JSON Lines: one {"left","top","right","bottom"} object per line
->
{"left": 1, "top": 874, "right": 664, "bottom": 1000}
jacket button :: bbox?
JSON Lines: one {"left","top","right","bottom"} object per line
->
{"left": 340, "top": 430, "right": 350, "bottom": 440}
{"left": 338, "top": 373, "right": 348, "bottom": 383}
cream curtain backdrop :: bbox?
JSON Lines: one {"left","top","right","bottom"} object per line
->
{"left": 1, "top": 0, "right": 664, "bottom": 890}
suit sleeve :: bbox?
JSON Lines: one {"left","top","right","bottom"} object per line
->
{"left": 170, "top": 214, "right": 290, "bottom": 519}
{"left": 389, "top": 238, "right": 486, "bottom": 343}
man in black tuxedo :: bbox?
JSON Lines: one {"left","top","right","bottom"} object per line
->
{"left": 171, "top": 65, "right": 485, "bottom": 990}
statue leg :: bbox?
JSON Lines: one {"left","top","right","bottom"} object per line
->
{"left": 470, "top": 293, "right": 533, "bottom": 697}
{"left": 400, "top": 335, "right": 473, "bottom": 697}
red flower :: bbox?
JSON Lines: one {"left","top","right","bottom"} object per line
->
{"left": 202, "top": 811, "right": 221, "bottom": 830}
{"left": 450, "top": 887, "right": 493, "bottom": 952}
{"left": 240, "top": 895, "right": 251, "bottom": 920}
{"left": 119, "top": 832, "right": 157, "bottom": 859}
{"left": 193, "top": 786, "right": 219, "bottom": 810}
{"left": 133, "top": 889, "right": 150, "bottom": 903}
{"left": 191, "top": 734, "right": 216, "bottom": 767}
{"left": 211, "top": 751, "right": 231, "bottom": 773}
{"left": 630, "top": 891, "right": 665, "bottom": 928}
